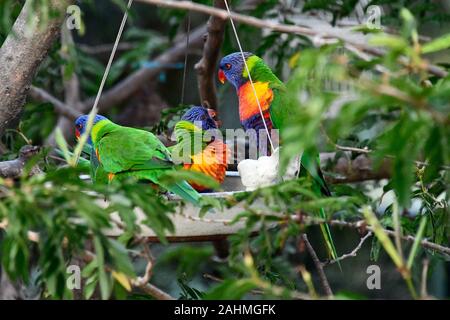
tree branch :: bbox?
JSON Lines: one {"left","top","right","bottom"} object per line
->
{"left": 138, "top": 282, "right": 175, "bottom": 300}
{"left": 321, "top": 153, "right": 391, "bottom": 184}
{"left": 0, "top": 0, "right": 73, "bottom": 137}
{"left": 322, "top": 232, "right": 372, "bottom": 266}
{"left": 79, "top": 42, "right": 137, "bottom": 55}
{"left": 0, "top": 226, "right": 176, "bottom": 300}
{"left": 80, "top": 26, "right": 207, "bottom": 112}
{"left": 301, "top": 234, "right": 333, "bottom": 297}
{"left": 137, "top": 0, "right": 448, "bottom": 78}
{"left": 322, "top": 219, "right": 450, "bottom": 256}
{"left": 82, "top": 249, "right": 174, "bottom": 300}
{"left": 0, "top": 145, "right": 41, "bottom": 179}
{"left": 72, "top": 0, "right": 258, "bottom": 114}
{"left": 29, "top": 86, "right": 81, "bottom": 120}
{"left": 194, "top": 0, "right": 227, "bottom": 110}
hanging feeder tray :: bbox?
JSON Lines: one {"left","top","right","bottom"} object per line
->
{"left": 102, "top": 171, "right": 278, "bottom": 242}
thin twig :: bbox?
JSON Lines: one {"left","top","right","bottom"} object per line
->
{"left": 0, "top": 222, "right": 175, "bottom": 300}
{"left": 0, "top": 145, "right": 41, "bottom": 178}
{"left": 131, "top": 246, "right": 173, "bottom": 300}
{"left": 322, "top": 232, "right": 372, "bottom": 266}
{"left": 333, "top": 145, "right": 450, "bottom": 171}
{"left": 321, "top": 219, "right": 450, "bottom": 256}
{"left": 137, "top": 0, "right": 448, "bottom": 78}
{"left": 79, "top": 42, "right": 137, "bottom": 55}
{"left": 323, "top": 128, "right": 450, "bottom": 171}
{"left": 335, "top": 145, "right": 371, "bottom": 154}
{"left": 131, "top": 246, "right": 154, "bottom": 287}
{"left": 301, "top": 234, "right": 333, "bottom": 297}
{"left": 87, "top": 249, "right": 174, "bottom": 300}
{"left": 360, "top": 79, "right": 448, "bottom": 125}
{"left": 48, "top": 155, "right": 67, "bottom": 162}
{"left": 29, "top": 86, "right": 81, "bottom": 119}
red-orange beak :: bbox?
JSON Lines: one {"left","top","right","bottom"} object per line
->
{"left": 75, "top": 129, "right": 80, "bottom": 140}
{"left": 218, "top": 69, "right": 226, "bottom": 84}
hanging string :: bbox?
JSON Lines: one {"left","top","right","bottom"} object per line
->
{"left": 90, "top": 0, "right": 134, "bottom": 114}
{"left": 222, "top": 0, "right": 275, "bottom": 152}
{"left": 180, "top": 6, "right": 191, "bottom": 106}
{"left": 73, "top": 0, "right": 133, "bottom": 165}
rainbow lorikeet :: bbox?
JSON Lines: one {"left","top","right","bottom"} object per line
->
{"left": 74, "top": 115, "right": 201, "bottom": 205}
{"left": 170, "top": 106, "right": 229, "bottom": 192}
{"left": 75, "top": 115, "right": 109, "bottom": 184}
{"left": 218, "top": 52, "right": 338, "bottom": 261}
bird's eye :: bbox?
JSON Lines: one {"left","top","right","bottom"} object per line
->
{"left": 225, "top": 63, "right": 231, "bottom": 70}
{"left": 77, "top": 124, "right": 82, "bottom": 129}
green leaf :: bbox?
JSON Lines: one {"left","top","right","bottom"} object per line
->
{"left": 94, "top": 236, "right": 112, "bottom": 300}
{"left": 400, "top": 8, "right": 417, "bottom": 40}
{"left": 370, "top": 237, "right": 381, "bottom": 262}
{"left": 54, "top": 128, "right": 71, "bottom": 163}
{"left": 369, "top": 34, "right": 408, "bottom": 51}
{"left": 84, "top": 274, "right": 98, "bottom": 300}
{"left": 422, "top": 33, "right": 450, "bottom": 54}
{"left": 363, "top": 207, "right": 403, "bottom": 269}
{"left": 406, "top": 215, "right": 427, "bottom": 269}
{"left": 205, "top": 279, "right": 258, "bottom": 300}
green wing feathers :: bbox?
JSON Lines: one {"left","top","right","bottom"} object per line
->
{"left": 128, "top": 169, "right": 201, "bottom": 206}
{"left": 91, "top": 120, "right": 201, "bottom": 206}
{"left": 163, "top": 180, "right": 201, "bottom": 205}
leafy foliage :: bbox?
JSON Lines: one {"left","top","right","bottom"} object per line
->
{"left": 0, "top": 159, "right": 175, "bottom": 299}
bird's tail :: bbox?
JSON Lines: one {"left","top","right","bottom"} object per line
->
{"left": 301, "top": 151, "right": 340, "bottom": 266}
{"left": 165, "top": 180, "right": 202, "bottom": 206}
{"left": 126, "top": 169, "right": 202, "bottom": 206}
{"left": 319, "top": 208, "right": 339, "bottom": 262}
{"left": 316, "top": 166, "right": 339, "bottom": 264}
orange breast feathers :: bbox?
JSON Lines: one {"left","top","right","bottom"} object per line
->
{"left": 183, "top": 140, "right": 230, "bottom": 191}
{"left": 238, "top": 81, "right": 274, "bottom": 122}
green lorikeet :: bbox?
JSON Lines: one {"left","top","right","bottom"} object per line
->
{"left": 170, "top": 106, "right": 229, "bottom": 192}
{"left": 218, "top": 52, "right": 338, "bottom": 261}
{"left": 75, "top": 115, "right": 201, "bottom": 205}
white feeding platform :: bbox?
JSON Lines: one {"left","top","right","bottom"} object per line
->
{"left": 102, "top": 171, "right": 278, "bottom": 242}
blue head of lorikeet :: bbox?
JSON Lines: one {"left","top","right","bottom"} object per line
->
{"left": 75, "top": 114, "right": 108, "bottom": 145}
{"left": 218, "top": 52, "right": 254, "bottom": 89}
{"left": 181, "top": 106, "right": 218, "bottom": 130}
